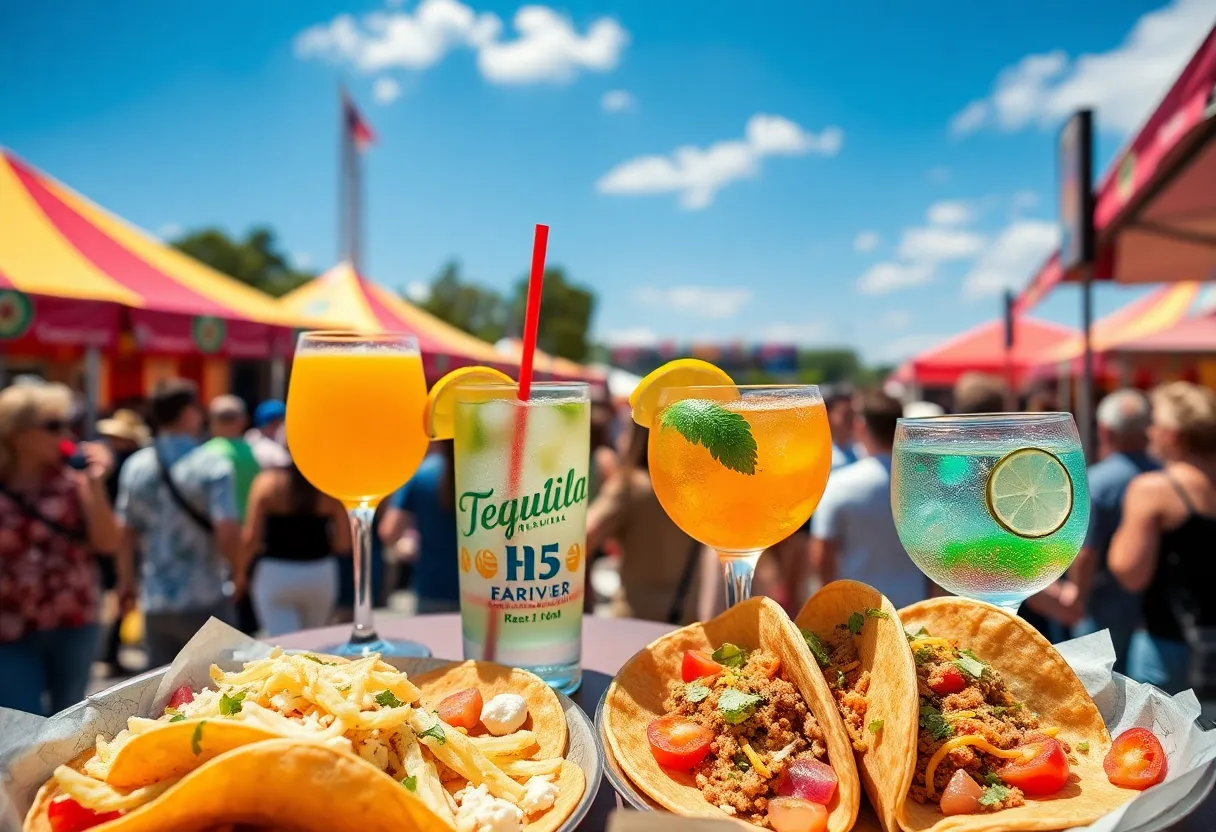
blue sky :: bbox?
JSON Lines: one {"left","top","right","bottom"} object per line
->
{"left": 3, "top": 0, "right": 1214, "bottom": 364}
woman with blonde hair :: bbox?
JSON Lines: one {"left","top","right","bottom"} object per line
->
{"left": 0, "top": 382, "right": 120, "bottom": 714}
{"left": 1110, "top": 381, "right": 1216, "bottom": 694}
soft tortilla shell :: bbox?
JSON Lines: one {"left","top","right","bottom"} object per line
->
{"left": 896, "top": 597, "right": 1134, "bottom": 832}
{"left": 412, "top": 660, "right": 567, "bottom": 758}
{"left": 27, "top": 740, "right": 450, "bottom": 832}
{"left": 604, "top": 596, "right": 860, "bottom": 832}
{"left": 796, "top": 581, "right": 917, "bottom": 832}
{"left": 106, "top": 720, "right": 278, "bottom": 788}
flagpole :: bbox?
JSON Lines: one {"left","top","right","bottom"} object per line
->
{"left": 352, "top": 122, "right": 363, "bottom": 274}
{"left": 339, "top": 84, "right": 350, "bottom": 266}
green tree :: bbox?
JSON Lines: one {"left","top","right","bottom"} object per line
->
{"left": 171, "top": 227, "right": 313, "bottom": 298}
{"left": 797, "top": 349, "right": 862, "bottom": 384}
{"left": 419, "top": 261, "right": 509, "bottom": 343}
{"left": 510, "top": 268, "right": 595, "bottom": 362}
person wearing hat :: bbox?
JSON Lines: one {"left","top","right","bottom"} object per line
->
{"left": 246, "top": 400, "right": 290, "bottom": 470}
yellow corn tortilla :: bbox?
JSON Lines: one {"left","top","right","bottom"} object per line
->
{"left": 105, "top": 720, "right": 279, "bottom": 789}
{"left": 796, "top": 580, "right": 917, "bottom": 832}
{"left": 603, "top": 596, "right": 860, "bottom": 831}
{"left": 412, "top": 660, "right": 567, "bottom": 758}
{"left": 895, "top": 596, "right": 1135, "bottom": 832}
{"left": 26, "top": 740, "right": 450, "bottom": 832}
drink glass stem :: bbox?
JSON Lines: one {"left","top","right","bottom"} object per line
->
{"left": 348, "top": 504, "right": 378, "bottom": 647}
{"left": 719, "top": 551, "right": 762, "bottom": 608}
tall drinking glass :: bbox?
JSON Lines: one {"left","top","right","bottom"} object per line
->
{"left": 890, "top": 412, "right": 1090, "bottom": 614}
{"left": 647, "top": 385, "right": 832, "bottom": 608}
{"left": 286, "top": 332, "right": 431, "bottom": 656}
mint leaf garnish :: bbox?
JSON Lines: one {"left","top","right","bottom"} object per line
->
{"left": 800, "top": 629, "right": 831, "bottom": 667}
{"left": 711, "top": 643, "right": 748, "bottom": 669}
{"left": 191, "top": 721, "right": 205, "bottom": 755}
{"left": 847, "top": 612, "right": 865, "bottom": 635}
{"left": 219, "top": 690, "right": 246, "bottom": 716}
{"left": 660, "top": 399, "right": 758, "bottom": 475}
{"left": 685, "top": 682, "right": 711, "bottom": 703}
{"left": 718, "top": 689, "right": 764, "bottom": 724}
{"left": 375, "top": 690, "right": 405, "bottom": 708}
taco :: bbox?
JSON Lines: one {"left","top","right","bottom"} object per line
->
{"left": 603, "top": 596, "right": 860, "bottom": 832}
{"left": 801, "top": 590, "right": 1137, "bottom": 832}
{"left": 24, "top": 651, "right": 581, "bottom": 832}
{"left": 795, "top": 580, "right": 916, "bottom": 832}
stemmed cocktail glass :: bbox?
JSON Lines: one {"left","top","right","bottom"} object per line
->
{"left": 890, "top": 412, "right": 1090, "bottom": 614}
{"left": 647, "top": 385, "right": 832, "bottom": 608}
{"left": 286, "top": 332, "right": 432, "bottom": 656}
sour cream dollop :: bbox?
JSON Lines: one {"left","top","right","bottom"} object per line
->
{"left": 480, "top": 693, "right": 528, "bottom": 736}
{"left": 521, "top": 775, "right": 557, "bottom": 814}
{"left": 454, "top": 784, "right": 523, "bottom": 832}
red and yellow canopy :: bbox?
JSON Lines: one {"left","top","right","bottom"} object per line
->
{"left": 892, "top": 317, "right": 1077, "bottom": 388}
{"left": 0, "top": 149, "right": 310, "bottom": 355}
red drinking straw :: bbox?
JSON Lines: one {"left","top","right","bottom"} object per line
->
{"left": 483, "top": 223, "right": 549, "bottom": 661}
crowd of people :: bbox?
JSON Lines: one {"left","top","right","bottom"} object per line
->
{"left": 2, "top": 370, "right": 1215, "bottom": 716}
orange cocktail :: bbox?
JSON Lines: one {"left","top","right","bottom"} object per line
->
{"left": 287, "top": 349, "right": 428, "bottom": 507}
{"left": 649, "top": 390, "right": 831, "bottom": 553}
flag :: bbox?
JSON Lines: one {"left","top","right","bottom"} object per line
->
{"left": 343, "top": 91, "right": 376, "bottom": 152}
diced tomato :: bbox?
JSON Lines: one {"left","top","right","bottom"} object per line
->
{"left": 167, "top": 684, "right": 194, "bottom": 711}
{"left": 1104, "top": 727, "right": 1167, "bottom": 790}
{"left": 776, "top": 758, "right": 838, "bottom": 805}
{"left": 681, "top": 649, "right": 723, "bottom": 683}
{"left": 1000, "top": 737, "right": 1070, "bottom": 797}
{"left": 929, "top": 666, "right": 966, "bottom": 696}
{"left": 437, "top": 688, "right": 484, "bottom": 731}
{"left": 646, "top": 716, "right": 714, "bottom": 770}
{"left": 939, "top": 769, "right": 984, "bottom": 815}
{"left": 767, "top": 796, "right": 828, "bottom": 832}
{"left": 47, "top": 797, "right": 121, "bottom": 832}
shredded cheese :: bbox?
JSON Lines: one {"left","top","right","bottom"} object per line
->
{"left": 924, "top": 735, "right": 1024, "bottom": 798}
{"left": 910, "top": 637, "right": 953, "bottom": 650}
{"left": 948, "top": 710, "right": 977, "bottom": 720}
{"left": 741, "top": 741, "right": 772, "bottom": 779}
{"left": 1040, "top": 727, "right": 1060, "bottom": 737}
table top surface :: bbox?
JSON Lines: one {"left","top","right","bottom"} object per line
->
{"left": 276, "top": 613, "right": 1215, "bottom": 832}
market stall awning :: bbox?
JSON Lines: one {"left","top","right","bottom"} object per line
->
{"left": 1035, "top": 282, "right": 1204, "bottom": 369}
{"left": 279, "top": 261, "right": 521, "bottom": 373}
{"left": 892, "top": 317, "right": 1077, "bottom": 388}
{"left": 1111, "top": 311, "right": 1216, "bottom": 356}
{"left": 1016, "top": 25, "right": 1216, "bottom": 310}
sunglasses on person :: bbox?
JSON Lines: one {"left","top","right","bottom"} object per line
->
{"left": 37, "top": 419, "right": 70, "bottom": 434}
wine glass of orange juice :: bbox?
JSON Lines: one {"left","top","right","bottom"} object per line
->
{"left": 286, "top": 331, "right": 430, "bottom": 656}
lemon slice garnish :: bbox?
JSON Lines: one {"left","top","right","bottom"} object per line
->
{"left": 628, "top": 359, "right": 736, "bottom": 428}
{"left": 985, "top": 447, "right": 1074, "bottom": 538}
{"left": 424, "top": 366, "right": 515, "bottom": 440}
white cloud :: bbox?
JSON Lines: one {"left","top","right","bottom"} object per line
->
{"left": 405, "top": 281, "right": 431, "bottom": 302}
{"left": 950, "top": 0, "right": 1215, "bottom": 135}
{"left": 857, "top": 262, "right": 934, "bottom": 295}
{"left": 295, "top": 0, "right": 627, "bottom": 85}
{"left": 897, "top": 226, "right": 986, "bottom": 263}
{"left": 602, "top": 327, "right": 659, "bottom": 347}
{"left": 761, "top": 322, "right": 836, "bottom": 345}
{"left": 373, "top": 76, "right": 402, "bottom": 103}
{"left": 880, "top": 310, "right": 913, "bottom": 330}
{"left": 633, "top": 286, "right": 752, "bottom": 319}
{"left": 927, "top": 166, "right": 952, "bottom": 184}
{"left": 962, "top": 220, "right": 1061, "bottom": 298}
{"left": 158, "top": 222, "right": 182, "bottom": 240}
{"left": 597, "top": 114, "right": 843, "bottom": 209}
{"left": 853, "top": 231, "right": 880, "bottom": 253}
{"left": 601, "top": 89, "right": 635, "bottom": 113}
{"left": 926, "top": 200, "right": 971, "bottom": 227}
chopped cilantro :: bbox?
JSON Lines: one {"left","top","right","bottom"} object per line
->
{"left": 337, "top": 685, "right": 351, "bottom": 693}
{"left": 992, "top": 706, "right": 1008, "bottom": 717}
{"left": 954, "top": 650, "right": 987, "bottom": 679}
{"left": 905, "top": 626, "right": 930, "bottom": 642}
{"left": 732, "top": 753, "right": 751, "bottom": 772}
{"left": 304, "top": 655, "right": 337, "bottom": 666}
{"left": 833, "top": 670, "right": 846, "bottom": 689}
{"left": 800, "top": 629, "right": 831, "bottom": 668}
{"left": 402, "top": 775, "right": 417, "bottom": 791}
{"left": 711, "top": 643, "right": 748, "bottom": 669}
{"left": 169, "top": 712, "right": 186, "bottom": 723}
{"left": 375, "top": 689, "right": 405, "bottom": 708}
{"left": 867, "top": 719, "right": 884, "bottom": 735}
{"left": 847, "top": 612, "right": 865, "bottom": 635}
{"left": 864, "top": 608, "right": 890, "bottom": 620}
{"left": 418, "top": 723, "right": 446, "bottom": 745}
{"left": 1077, "top": 741, "right": 1090, "bottom": 753}
{"left": 685, "top": 682, "right": 711, "bottom": 703}
{"left": 983, "top": 772, "right": 1002, "bottom": 787}
{"left": 718, "top": 689, "right": 764, "bottom": 724}
{"left": 218, "top": 690, "right": 246, "bottom": 716}
{"left": 914, "top": 648, "right": 933, "bottom": 666}
{"left": 979, "top": 784, "right": 1010, "bottom": 807}
{"left": 191, "top": 721, "right": 205, "bottom": 756}
{"left": 919, "top": 703, "right": 953, "bottom": 741}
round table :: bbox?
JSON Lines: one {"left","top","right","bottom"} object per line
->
{"left": 277, "top": 613, "right": 674, "bottom": 832}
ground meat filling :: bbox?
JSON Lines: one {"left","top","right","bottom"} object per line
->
{"left": 820, "top": 625, "right": 871, "bottom": 752}
{"left": 907, "top": 633, "right": 1072, "bottom": 812}
{"left": 665, "top": 650, "right": 829, "bottom": 827}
